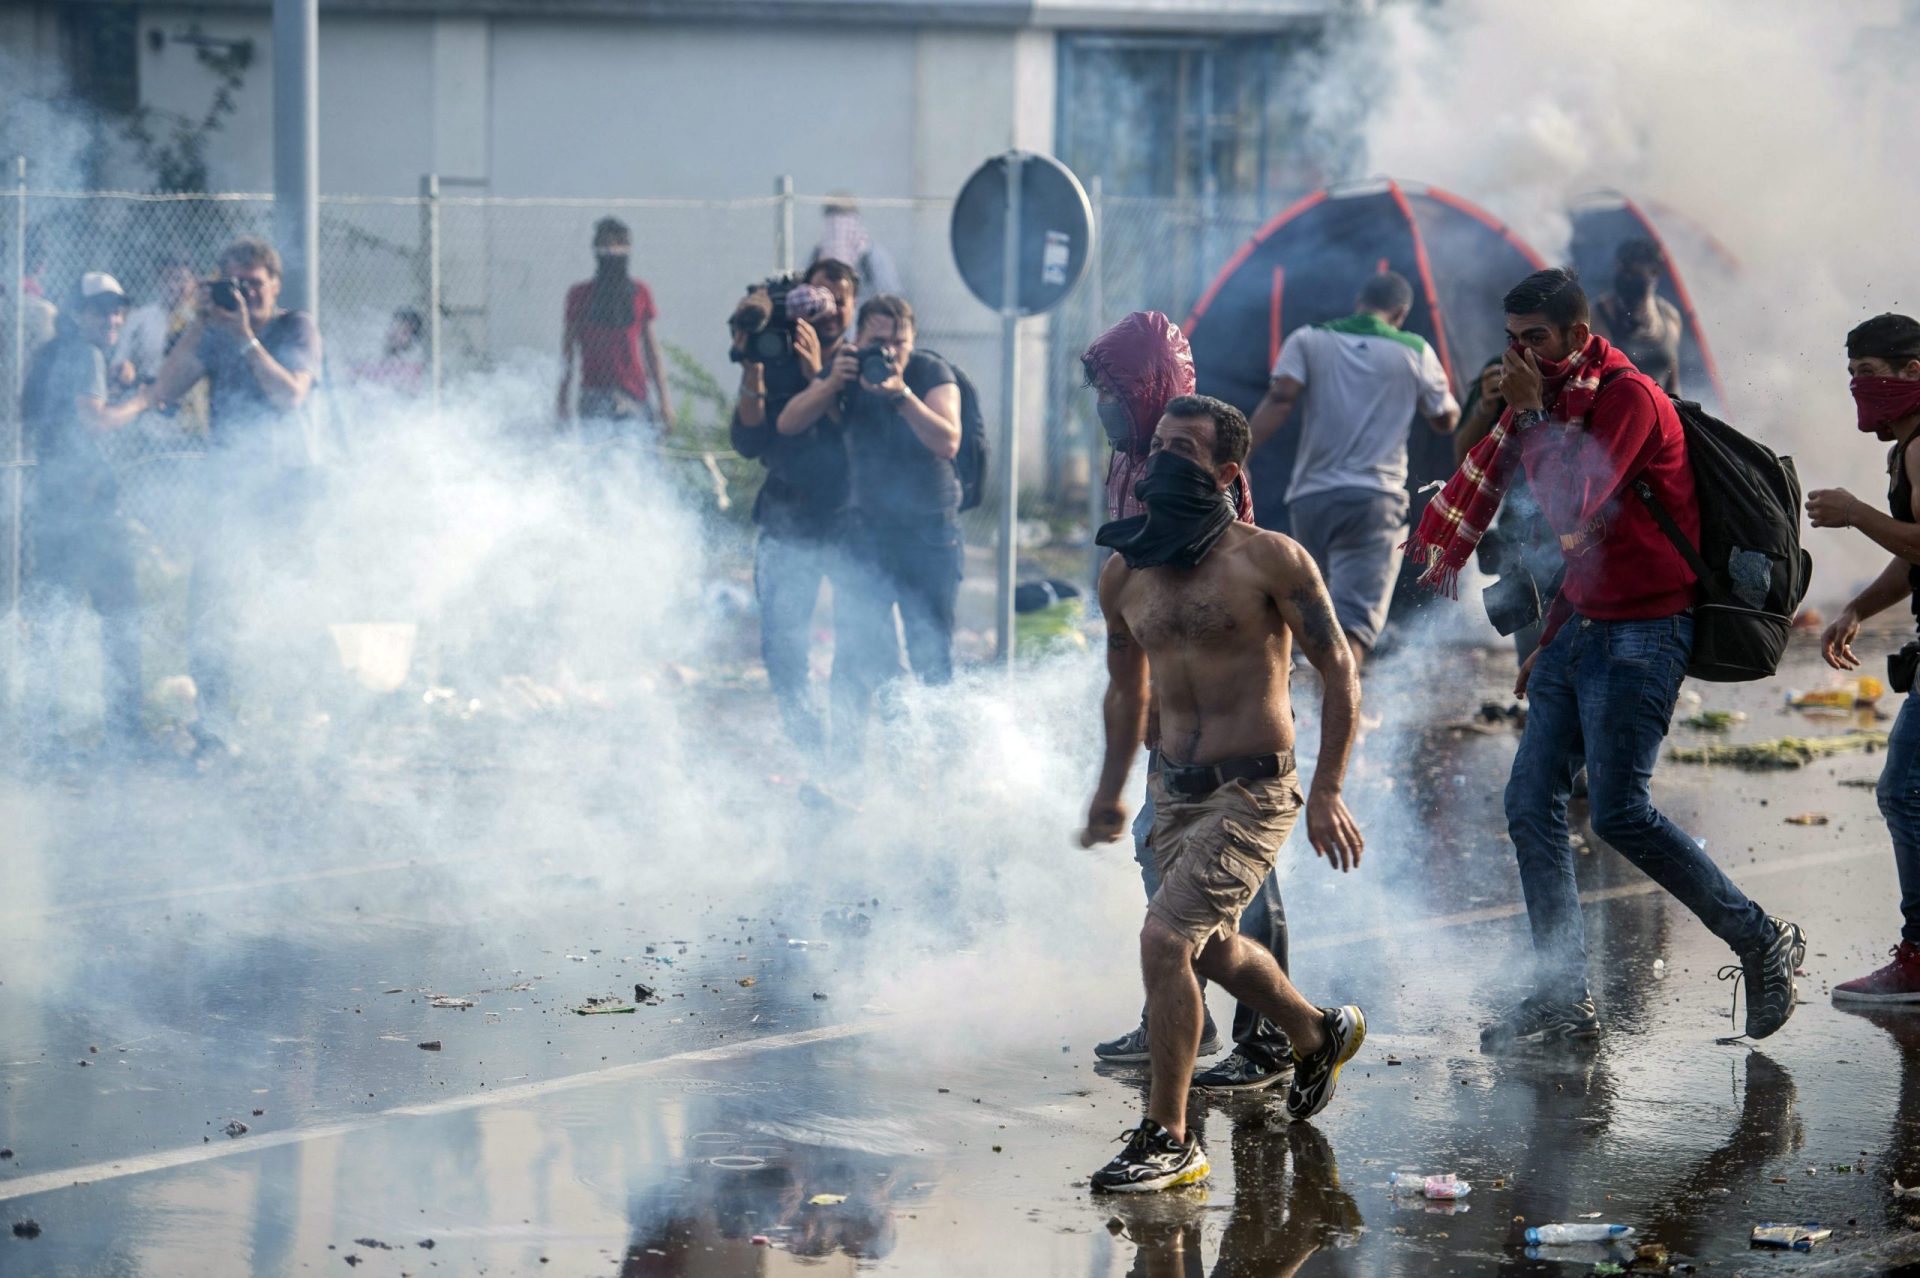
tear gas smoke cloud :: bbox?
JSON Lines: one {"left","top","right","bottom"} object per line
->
{"left": 0, "top": 36, "right": 1533, "bottom": 1068}
{"left": 1310, "top": 0, "right": 1920, "bottom": 601}
{"left": 4, "top": 360, "right": 1513, "bottom": 1059}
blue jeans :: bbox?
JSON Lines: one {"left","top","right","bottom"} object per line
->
{"left": 831, "top": 514, "right": 962, "bottom": 763}
{"left": 1132, "top": 766, "right": 1292, "bottom": 1059}
{"left": 1881, "top": 690, "right": 1920, "bottom": 946}
{"left": 1504, "top": 612, "right": 1770, "bottom": 999}
{"left": 23, "top": 513, "right": 144, "bottom": 744}
{"left": 753, "top": 528, "right": 850, "bottom": 750}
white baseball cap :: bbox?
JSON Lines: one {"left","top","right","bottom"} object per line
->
{"left": 78, "top": 272, "right": 128, "bottom": 305}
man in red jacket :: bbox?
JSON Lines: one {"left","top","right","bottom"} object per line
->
{"left": 1429, "top": 269, "right": 1804, "bottom": 1049}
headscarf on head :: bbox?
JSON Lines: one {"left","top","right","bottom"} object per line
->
{"left": 1081, "top": 311, "right": 1254, "bottom": 525}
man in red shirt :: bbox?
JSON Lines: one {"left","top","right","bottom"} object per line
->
{"left": 557, "top": 217, "right": 674, "bottom": 439}
{"left": 1479, "top": 269, "right": 1804, "bottom": 1049}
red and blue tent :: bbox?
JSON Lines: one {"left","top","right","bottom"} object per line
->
{"left": 1183, "top": 179, "right": 1546, "bottom": 536}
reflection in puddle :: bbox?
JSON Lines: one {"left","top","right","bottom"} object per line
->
{"left": 620, "top": 1126, "right": 930, "bottom": 1272}
{"left": 1107, "top": 1114, "right": 1364, "bottom": 1278}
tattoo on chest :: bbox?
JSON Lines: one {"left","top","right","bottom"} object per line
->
{"left": 1288, "top": 585, "right": 1343, "bottom": 657}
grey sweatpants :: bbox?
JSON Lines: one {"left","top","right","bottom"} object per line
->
{"left": 1288, "top": 486, "right": 1409, "bottom": 652}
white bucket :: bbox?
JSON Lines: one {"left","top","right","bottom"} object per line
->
{"left": 327, "top": 623, "right": 419, "bottom": 694}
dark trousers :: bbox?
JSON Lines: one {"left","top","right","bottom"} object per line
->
{"left": 187, "top": 467, "right": 317, "bottom": 736}
{"left": 1881, "top": 690, "right": 1920, "bottom": 946}
{"left": 24, "top": 516, "right": 143, "bottom": 742}
{"left": 753, "top": 528, "right": 848, "bottom": 749}
{"left": 1504, "top": 611, "right": 1770, "bottom": 998}
{"left": 832, "top": 514, "right": 962, "bottom": 760}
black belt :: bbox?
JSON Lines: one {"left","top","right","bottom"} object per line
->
{"left": 1161, "top": 751, "right": 1294, "bottom": 799}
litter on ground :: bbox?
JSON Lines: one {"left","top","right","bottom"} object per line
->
{"left": 1668, "top": 730, "right": 1889, "bottom": 769}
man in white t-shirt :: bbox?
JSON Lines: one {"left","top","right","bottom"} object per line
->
{"left": 1247, "top": 273, "right": 1459, "bottom": 662}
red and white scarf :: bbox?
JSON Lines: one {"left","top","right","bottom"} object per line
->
{"left": 1402, "top": 334, "right": 1630, "bottom": 596}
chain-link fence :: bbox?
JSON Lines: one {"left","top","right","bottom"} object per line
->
{"left": 0, "top": 168, "right": 1298, "bottom": 686}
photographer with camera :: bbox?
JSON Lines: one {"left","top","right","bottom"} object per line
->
{"left": 729, "top": 257, "right": 859, "bottom": 749}
{"left": 153, "top": 237, "right": 323, "bottom": 761}
{"left": 778, "top": 293, "right": 962, "bottom": 762}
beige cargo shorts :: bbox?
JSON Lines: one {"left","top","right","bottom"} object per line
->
{"left": 1146, "top": 771, "right": 1304, "bottom": 956}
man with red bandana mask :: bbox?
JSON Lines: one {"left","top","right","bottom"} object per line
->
{"left": 1079, "top": 314, "right": 1293, "bottom": 1093}
{"left": 1407, "top": 268, "right": 1804, "bottom": 1050}
{"left": 1808, "top": 312, "right": 1920, "bottom": 1003}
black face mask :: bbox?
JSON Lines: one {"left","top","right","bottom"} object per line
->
{"left": 1095, "top": 450, "right": 1235, "bottom": 569}
{"left": 586, "top": 252, "right": 636, "bottom": 327}
{"left": 1097, "top": 399, "right": 1135, "bottom": 450}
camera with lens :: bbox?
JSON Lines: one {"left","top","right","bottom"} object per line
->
{"left": 1481, "top": 569, "right": 1542, "bottom": 638}
{"left": 728, "top": 273, "right": 835, "bottom": 366}
{"left": 208, "top": 278, "right": 245, "bottom": 312}
{"left": 1892, "top": 639, "right": 1920, "bottom": 694}
{"left": 856, "top": 343, "right": 897, "bottom": 388}
{"left": 836, "top": 343, "right": 903, "bottom": 417}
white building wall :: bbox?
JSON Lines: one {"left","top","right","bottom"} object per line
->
{"left": 125, "top": 8, "right": 1056, "bottom": 481}
{"left": 136, "top": 9, "right": 435, "bottom": 195}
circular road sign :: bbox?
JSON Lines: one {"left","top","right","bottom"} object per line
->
{"left": 950, "top": 151, "right": 1094, "bottom": 317}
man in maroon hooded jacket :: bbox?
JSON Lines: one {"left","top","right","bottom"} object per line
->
{"left": 1080, "top": 312, "right": 1295, "bottom": 1092}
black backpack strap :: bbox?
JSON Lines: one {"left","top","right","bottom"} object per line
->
{"left": 1633, "top": 478, "right": 1715, "bottom": 587}
{"left": 1606, "top": 367, "right": 1712, "bottom": 585}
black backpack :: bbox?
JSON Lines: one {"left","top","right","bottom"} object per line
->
{"left": 917, "top": 346, "right": 988, "bottom": 512}
{"left": 1627, "top": 390, "right": 1813, "bottom": 682}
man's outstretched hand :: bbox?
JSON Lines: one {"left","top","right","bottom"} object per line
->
{"left": 1305, "top": 786, "right": 1363, "bottom": 872}
{"left": 1081, "top": 797, "right": 1128, "bottom": 848}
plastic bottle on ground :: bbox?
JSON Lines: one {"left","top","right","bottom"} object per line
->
{"left": 1389, "top": 1172, "right": 1471, "bottom": 1199}
{"left": 1524, "top": 1223, "right": 1636, "bottom": 1245}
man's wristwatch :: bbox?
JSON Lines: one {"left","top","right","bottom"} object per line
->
{"left": 1511, "top": 407, "right": 1547, "bottom": 432}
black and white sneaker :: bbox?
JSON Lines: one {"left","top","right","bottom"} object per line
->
{"left": 1193, "top": 1046, "right": 1294, "bottom": 1093}
{"left": 1284, "top": 1005, "right": 1366, "bottom": 1123}
{"left": 1724, "top": 917, "right": 1807, "bottom": 1040}
{"left": 1478, "top": 995, "right": 1601, "bottom": 1052}
{"left": 1089, "top": 1119, "right": 1211, "bottom": 1193}
{"left": 1094, "top": 1015, "right": 1223, "bottom": 1063}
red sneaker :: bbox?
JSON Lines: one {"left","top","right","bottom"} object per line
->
{"left": 1833, "top": 941, "right": 1920, "bottom": 1003}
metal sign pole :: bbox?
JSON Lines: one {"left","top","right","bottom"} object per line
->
{"left": 1086, "top": 174, "right": 1106, "bottom": 603}
{"left": 775, "top": 174, "right": 794, "bottom": 274}
{"left": 995, "top": 152, "right": 1024, "bottom": 667}
{"left": 421, "top": 173, "right": 442, "bottom": 415}
{"left": 10, "top": 155, "right": 25, "bottom": 645}
{"left": 272, "top": 0, "right": 319, "bottom": 317}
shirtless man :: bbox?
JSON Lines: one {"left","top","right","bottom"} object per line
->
{"left": 1081, "top": 394, "right": 1368, "bottom": 1193}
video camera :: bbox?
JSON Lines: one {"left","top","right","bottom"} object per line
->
{"left": 729, "top": 273, "right": 836, "bottom": 365}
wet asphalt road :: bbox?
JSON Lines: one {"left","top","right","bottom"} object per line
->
{"left": 5, "top": 635, "right": 1920, "bottom": 1277}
